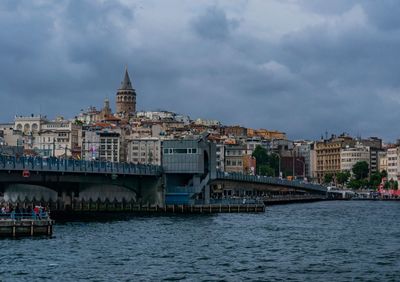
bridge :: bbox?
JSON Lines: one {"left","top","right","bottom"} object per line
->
{"left": 0, "top": 138, "right": 328, "bottom": 215}
{"left": 0, "top": 155, "right": 164, "bottom": 215}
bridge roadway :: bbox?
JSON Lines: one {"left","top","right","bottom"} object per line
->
{"left": 214, "top": 171, "right": 327, "bottom": 194}
{"left": 0, "top": 156, "right": 162, "bottom": 176}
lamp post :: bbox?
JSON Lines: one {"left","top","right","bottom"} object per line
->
{"left": 296, "top": 158, "right": 306, "bottom": 180}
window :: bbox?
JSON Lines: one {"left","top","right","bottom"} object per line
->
{"left": 173, "top": 148, "right": 187, "bottom": 154}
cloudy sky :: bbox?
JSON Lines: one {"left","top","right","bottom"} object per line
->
{"left": 1, "top": 0, "right": 400, "bottom": 141}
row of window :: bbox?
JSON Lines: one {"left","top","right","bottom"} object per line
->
{"left": 163, "top": 148, "right": 198, "bottom": 154}
{"left": 226, "top": 160, "right": 243, "bottom": 166}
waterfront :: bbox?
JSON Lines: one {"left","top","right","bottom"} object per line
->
{"left": 1, "top": 201, "right": 399, "bottom": 281}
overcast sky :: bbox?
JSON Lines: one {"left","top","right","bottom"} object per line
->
{"left": 1, "top": 0, "right": 400, "bottom": 141}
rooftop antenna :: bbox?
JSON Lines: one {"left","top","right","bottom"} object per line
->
{"left": 325, "top": 130, "right": 328, "bottom": 140}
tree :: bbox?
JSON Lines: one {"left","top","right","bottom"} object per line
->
{"left": 324, "top": 173, "right": 334, "bottom": 184}
{"left": 370, "top": 171, "right": 383, "bottom": 190}
{"left": 381, "top": 170, "right": 388, "bottom": 178}
{"left": 258, "top": 164, "right": 275, "bottom": 177}
{"left": 384, "top": 181, "right": 390, "bottom": 190}
{"left": 252, "top": 146, "right": 268, "bottom": 166}
{"left": 252, "top": 145, "right": 279, "bottom": 176}
{"left": 352, "top": 161, "right": 369, "bottom": 180}
{"left": 336, "top": 171, "right": 350, "bottom": 186}
{"left": 394, "top": 181, "right": 399, "bottom": 190}
{"left": 348, "top": 179, "right": 363, "bottom": 190}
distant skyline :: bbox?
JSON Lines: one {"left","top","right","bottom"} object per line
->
{"left": 1, "top": 1, "right": 400, "bottom": 141}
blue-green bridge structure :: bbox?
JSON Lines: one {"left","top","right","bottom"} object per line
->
{"left": 0, "top": 137, "right": 327, "bottom": 215}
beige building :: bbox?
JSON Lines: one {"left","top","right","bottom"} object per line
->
{"left": 378, "top": 151, "right": 388, "bottom": 173}
{"left": 36, "top": 119, "right": 80, "bottom": 157}
{"left": 126, "top": 137, "right": 161, "bottom": 165}
{"left": 12, "top": 115, "right": 80, "bottom": 157}
{"left": 224, "top": 144, "right": 246, "bottom": 173}
{"left": 315, "top": 135, "right": 355, "bottom": 183}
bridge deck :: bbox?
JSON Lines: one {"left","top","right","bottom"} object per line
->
{"left": 0, "top": 156, "right": 163, "bottom": 176}
{"left": 214, "top": 171, "right": 327, "bottom": 193}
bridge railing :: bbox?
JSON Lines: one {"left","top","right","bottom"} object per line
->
{"left": 0, "top": 155, "right": 163, "bottom": 176}
{"left": 215, "top": 171, "right": 327, "bottom": 192}
{"left": 191, "top": 198, "right": 264, "bottom": 206}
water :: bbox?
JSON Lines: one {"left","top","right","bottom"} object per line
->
{"left": 1, "top": 201, "right": 399, "bottom": 281}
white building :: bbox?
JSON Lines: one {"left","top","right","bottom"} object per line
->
{"left": 387, "top": 146, "right": 400, "bottom": 180}
{"left": 194, "top": 118, "right": 221, "bottom": 127}
{"left": 216, "top": 143, "right": 225, "bottom": 171}
{"left": 340, "top": 143, "right": 370, "bottom": 173}
{"left": 126, "top": 137, "right": 161, "bottom": 165}
{"left": 295, "top": 141, "right": 316, "bottom": 179}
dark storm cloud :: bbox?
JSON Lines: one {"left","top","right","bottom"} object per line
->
{"left": 191, "top": 6, "right": 238, "bottom": 40}
{"left": 1, "top": 1, "right": 400, "bottom": 141}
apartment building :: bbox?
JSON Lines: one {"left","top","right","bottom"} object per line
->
{"left": 387, "top": 146, "right": 400, "bottom": 180}
{"left": 340, "top": 143, "right": 370, "bottom": 173}
{"left": 315, "top": 135, "right": 355, "bottom": 183}
{"left": 126, "top": 137, "right": 161, "bottom": 165}
{"left": 224, "top": 144, "right": 246, "bottom": 173}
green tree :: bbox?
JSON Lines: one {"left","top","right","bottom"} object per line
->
{"left": 336, "top": 171, "right": 350, "bottom": 186}
{"left": 352, "top": 161, "right": 369, "bottom": 180}
{"left": 252, "top": 146, "right": 268, "bottom": 166}
{"left": 348, "top": 179, "right": 362, "bottom": 190}
{"left": 394, "top": 181, "right": 399, "bottom": 190}
{"left": 324, "top": 173, "right": 334, "bottom": 184}
{"left": 74, "top": 119, "right": 84, "bottom": 126}
{"left": 252, "top": 145, "right": 279, "bottom": 176}
{"left": 381, "top": 170, "right": 388, "bottom": 178}
{"left": 370, "top": 171, "right": 383, "bottom": 190}
{"left": 384, "top": 181, "right": 390, "bottom": 190}
{"left": 389, "top": 179, "right": 395, "bottom": 190}
{"left": 258, "top": 165, "right": 275, "bottom": 177}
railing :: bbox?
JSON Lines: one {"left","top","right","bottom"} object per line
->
{"left": 0, "top": 155, "right": 163, "bottom": 176}
{"left": 192, "top": 198, "right": 264, "bottom": 206}
{"left": 214, "top": 171, "right": 327, "bottom": 193}
{"left": 0, "top": 212, "right": 51, "bottom": 221}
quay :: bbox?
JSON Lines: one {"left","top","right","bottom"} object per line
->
{"left": 50, "top": 200, "right": 265, "bottom": 218}
{"left": 0, "top": 213, "right": 54, "bottom": 237}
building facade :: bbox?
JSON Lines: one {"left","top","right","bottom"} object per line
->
{"left": 126, "top": 137, "right": 161, "bottom": 165}
{"left": 340, "top": 143, "right": 370, "bottom": 173}
{"left": 387, "top": 146, "right": 400, "bottom": 181}
{"left": 315, "top": 135, "right": 355, "bottom": 183}
{"left": 82, "top": 128, "right": 121, "bottom": 162}
{"left": 224, "top": 144, "right": 246, "bottom": 173}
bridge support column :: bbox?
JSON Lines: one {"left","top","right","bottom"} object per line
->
{"left": 204, "top": 184, "right": 210, "bottom": 205}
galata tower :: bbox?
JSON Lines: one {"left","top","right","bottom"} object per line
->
{"left": 116, "top": 67, "right": 136, "bottom": 119}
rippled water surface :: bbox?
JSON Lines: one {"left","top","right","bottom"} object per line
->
{"left": 1, "top": 201, "right": 399, "bottom": 281}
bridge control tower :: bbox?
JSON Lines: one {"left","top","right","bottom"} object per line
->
{"left": 162, "top": 133, "right": 216, "bottom": 205}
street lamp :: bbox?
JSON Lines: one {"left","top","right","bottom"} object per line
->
{"left": 296, "top": 158, "right": 306, "bottom": 180}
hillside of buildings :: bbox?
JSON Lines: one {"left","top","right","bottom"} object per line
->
{"left": 0, "top": 69, "right": 396, "bottom": 189}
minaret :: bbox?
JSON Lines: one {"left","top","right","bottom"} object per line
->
{"left": 116, "top": 67, "right": 136, "bottom": 119}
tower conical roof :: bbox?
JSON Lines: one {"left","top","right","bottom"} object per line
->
{"left": 119, "top": 67, "right": 134, "bottom": 90}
